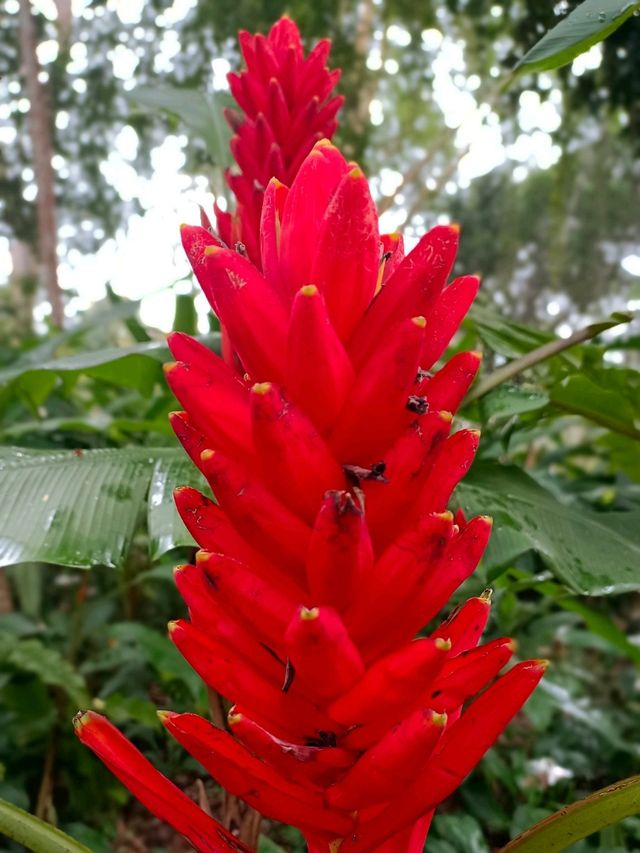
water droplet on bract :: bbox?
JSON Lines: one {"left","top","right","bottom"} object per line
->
{"left": 598, "top": 10, "right": 607, "bottom": 21}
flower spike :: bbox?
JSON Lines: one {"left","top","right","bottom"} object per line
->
{"left": 77, "top": 18, "right": 544, "bottom": 852}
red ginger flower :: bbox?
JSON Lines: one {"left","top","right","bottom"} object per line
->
{"left": 213, "top": 16, "right": 343, "bottom": 265}
{"left": 76, "top": 139, "right": 546, "bottom": 852}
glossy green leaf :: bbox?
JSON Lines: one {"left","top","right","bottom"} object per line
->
{"left": 501, "top": 774, "right": 640, "bottom": 852}
{"left": 0, "top": 797, "right": 91, "bottom": 853}
{"left": 480, "top": 384, "right": 549, "bottom": 420}
{"left": 0, "top": 448, "right": 207, "bottom": 569}
{"left": 147, "top": 454, "right": 208, "bottom": 560}
{"left": 128, "top": 84, "right": 233, "bottom": 167}
{"left": 457, "top": 462, "right": 640, "bottom": 595}
{"left": 516, "top": 0, "right": 640, "bottom": 73}
{"left": 0, "top": 342, "right": 169, "bottom": 406}
{"left": 0, "top": 448, "right": 155, "bottom": 569}
{"left": 550, "top": 371, "right": 640, "bottom": 441}
{"left": 469, "top": 305, "right": 553, "bottom": 360}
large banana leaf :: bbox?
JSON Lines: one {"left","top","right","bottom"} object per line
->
{"left": 0, "top": 447, "right": 201, "bottom": 569}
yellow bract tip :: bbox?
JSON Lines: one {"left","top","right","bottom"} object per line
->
{"left": 252, "top": 381, "right": 272, "bottom": 395}
{"left": 200, "top": 449, "right": 216, "bottom": 462}
{"left": 435, "top": 637, "right": 452, "bottom": 652}
{"left": 432, "top": 712, "right": 448, "bottom": 728}
{"left": 163, "top": 361, "right": 178, "bottom": 375}
{"left": 348, "top": 165, "right": 364, "bottom": 180}
{"left": 480, "top": 587, "right": 493, "bottom": 602}
{"left": 300, "top": 606, "right": 320, "bottom": 621}
{"left": 450, "top": 222, "right": 461, "bottom": 234}
{"left": 227, "top": 710, "right": 243, "bottom": 726}
{"left": 72, "top": 710, "right": 90, "bottom": 730}
{"left": 300, "top": 284, "right": 319, "bottom": 297}
{"left": 157, "top": 710, "right": 172, "bottom": 723}
{"left": 173, "top": 565, "right": 188, "bottom": 577}
{"left": 536, "top": 659, "right": 551, "bottom": 671}
{"left": 436, "top": 510, "right": 454, "bottom": 522}
{"left": 315, "top": 138, "right": 334, "bottom": 149}
{"left": 439, "top": 410, "right": 453, "bottom": 422}
{"left": 480, "top": 515, "right": 494, "bottom": 527}
{"left": 412, "top": 316, "right": 427, "bottom": 329}
{"left": 203, "top": 244, "right": 222, "bottom": 257}
{"left": 195, "top": 550, "right": 209, "bottom": 565}
{"left": 470, "top": 350, "right": 483, "bottom": 361}
{"left": 167, "top": 620, "right": 179, "bottom": 634}
{"left": 507, "top": 639, "right": 518, "bottom": 653}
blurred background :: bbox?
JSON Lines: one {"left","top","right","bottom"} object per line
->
{"left": 1, "top": 0, "right": 639, "bottom": 337}
{"left": 0, "top": 2, "right": 640, "bottom": 852}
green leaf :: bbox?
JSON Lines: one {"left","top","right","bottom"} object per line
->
{"left": 457, "top": 462, "right": 640, "bottom": 595}
{"left": 550, "top": 371, "right": 640, "bottom": 441}
{"left": 516, "top": 0, "right": 640, "bottom": 73}
{"left": 0, "top": 448, "right": 155, "bottom": 569}
{"left": 480, "top": 384, "right": 549, "bottom": 420}
{"left": 469, "top": 305, "right": 553, "bottom": 360}
{"left": 147, "top": 454, "right": 208, "bottom": 560}
{"left": 128, "top": 84, "right": 233, "bottom": 167}
{"left": 0, "top": 342, "right": 169, "bottom": 407}
{"left": 0, "top": 447, "right": 206, "bottom": 569}
{"left": 0, "top": 796, "right": 91, "bottom": 853}
{"left": 173, "top": 292, "right": 198, "bottom": 336}
{"left": 0, "top": 632, "right": 88, "bottom": 706}
{"left": 501, "top": 774, "right": 640, "bottom": 852}
{"left": 529, "top": 578, "right": 640, "bottom": 664}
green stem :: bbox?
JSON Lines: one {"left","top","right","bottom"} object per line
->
{"left": 466, "top": 314, "right": 632, "bottom": 403}
{"left": 0, "top": 797, "right": 90, "bottom": 853}
{"left": 501, "top": 774, "right": 640, "bottom": 852}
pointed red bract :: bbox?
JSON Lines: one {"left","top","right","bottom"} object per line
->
{"left": 286, "top": 284, "right": 355, "bottom": 432}
{"left": 213, "top": 18, "right": 344, "bottom": 266}
{"left": 284, "top": 605, "right": 365, "bottom": 701}
{"left": 306, "top": 490, "right": 373, "bottom": 611}
{"left": 73, "top": 711, "right": 250, "bottom": 853}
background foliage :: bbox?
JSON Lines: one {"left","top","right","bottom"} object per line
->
{"left": 0, "top": 0, "right": 639, "bottom": 851}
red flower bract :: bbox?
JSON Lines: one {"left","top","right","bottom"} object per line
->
{"left": 76, "top": 21, "right": 545, "bottom": 853}
{"left": 214, "top": 17, "right": 343, "bottom": 266}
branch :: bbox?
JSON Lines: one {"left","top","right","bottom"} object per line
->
{"left": 465, "top": 313, "right": 633, "bottom": 403}
{"left": 18, "top": 0, "right": 64, "bottom": 328}
{"left": 378, "top": 74, "right": 514, "bottom": 216}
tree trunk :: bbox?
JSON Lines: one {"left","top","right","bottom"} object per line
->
{"left": 17, "top": 0, "right": 64, "bottom": 328}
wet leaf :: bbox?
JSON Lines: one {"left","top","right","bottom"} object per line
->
{"left": 458, "top": 461, "right": 640, "bottom": 595}
{"left": 147, "top": 455, "right": 208, "bottom": 561}
{"left": 516, "top": 0, "right": 640, "bottom": 73}
{"left": 0, "top": 448, "right": 155, "bottom": 569}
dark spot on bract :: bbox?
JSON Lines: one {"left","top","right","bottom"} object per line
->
{"left": 406, "top": 395, "right": 429, "bottom": 415}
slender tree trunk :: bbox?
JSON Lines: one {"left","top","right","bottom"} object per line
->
{"left": 17, "top": 0, "right": 64, "bottom": 328}
{"left": 8, "top": 240, "right": 38, "bottom": 340}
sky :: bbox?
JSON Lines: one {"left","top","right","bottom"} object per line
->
{"left": 1, "top": 0, "right": 639, "bottom": 336}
